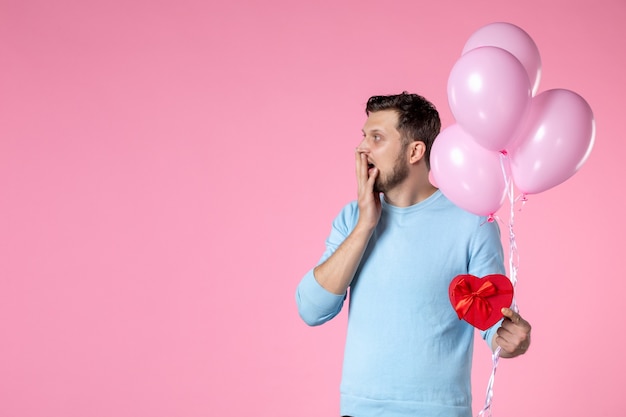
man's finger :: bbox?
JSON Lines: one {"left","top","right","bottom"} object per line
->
{"left": 356, "top": 151, "right": 368, "bottom": 178}
{"left": 501, "top": 307, "right": 523, "bottom": 325}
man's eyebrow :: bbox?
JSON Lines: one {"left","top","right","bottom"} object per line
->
{"left": 362, "top": 128, "right": 384, "bottom": 134}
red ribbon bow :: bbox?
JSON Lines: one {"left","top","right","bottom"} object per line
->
{"left": 451, "top": 276, "right": 498, "bottom": 319}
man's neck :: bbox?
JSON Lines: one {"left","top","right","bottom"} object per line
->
{"left": 383, "top": 181, "right": 438, "bottom": 207}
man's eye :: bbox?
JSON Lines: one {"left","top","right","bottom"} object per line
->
{"left": 374, "top": 135, "right": 381, "bottom": 141}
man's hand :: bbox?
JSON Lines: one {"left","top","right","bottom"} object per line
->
{"left": 493, "top": 307, "right": 532, "bottom": 358}
{"left": 355, "top": 150, "right": 382, "bottom": 230}
{"left": 310, "top": 150, "right": 383, "bottom": 296}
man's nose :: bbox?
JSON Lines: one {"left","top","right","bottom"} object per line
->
{"left": 357, "top": 138, "right": 369, "bottom": 152}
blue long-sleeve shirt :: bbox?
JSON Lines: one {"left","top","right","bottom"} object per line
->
{"left": 296, "top": 191, "right": 506, "bottom": 417}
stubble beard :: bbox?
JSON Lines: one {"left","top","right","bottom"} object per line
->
{"left": 373, "top": 148, "right": 410, "bottom": 194}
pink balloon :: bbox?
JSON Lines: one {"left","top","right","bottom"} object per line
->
{"left": 463, "top": 22, "right": 542, "bottom": 96}
{"left": 430, "top": 124, "right": 508, "bottom": 216}
{"left": 508, "top": 89, "right": 596, "bottom": 195}
{"left": 448, "top": 46, "right": 531, "bottom": 152}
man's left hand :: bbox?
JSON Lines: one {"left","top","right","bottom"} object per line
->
{"left": 493, "top": 307, "right": 531, "bottom": 358}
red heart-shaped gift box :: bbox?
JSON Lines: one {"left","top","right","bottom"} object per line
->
{"left": 448, "top": 274, "right": 514, "bottom": 331}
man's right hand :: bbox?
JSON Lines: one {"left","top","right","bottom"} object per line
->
{"left": 311, "top": 151, "right": 382, "bottom": 295}
{"left": 355, "top": 150, "right": 382, "bottom": 231}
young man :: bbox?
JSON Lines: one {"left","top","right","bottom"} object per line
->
{"left": 295, "top": 92, "right": 531, "bottom": 417}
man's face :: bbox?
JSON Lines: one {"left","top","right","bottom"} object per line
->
{"left": 359, "top": 110, "right": 410, "bottom": 194}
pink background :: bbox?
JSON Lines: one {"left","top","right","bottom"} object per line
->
{"left": 1, "top": 0, "right": 624, "bottom": 416}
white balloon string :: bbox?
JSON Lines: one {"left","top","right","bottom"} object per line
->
{"left": 478, "top": 345, "right": 501, "bottom": 417}
{"left": 478, "top": 153, "right": 523, "bottom": 417}
{"left": 508, "top": 178, "right": 519, "bottom": 311}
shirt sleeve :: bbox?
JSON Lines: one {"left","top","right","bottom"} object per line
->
{"left": 296, "top": 269, "right": 346, "bottom": 326}
{"left": 295, "top": 202, "right": 358, "bottom": 326}
{"left": 469, "top": 217, "right": 509, "bottom": 347}
{"left": 467, "top": 217, "right": 506, "bottom": 278}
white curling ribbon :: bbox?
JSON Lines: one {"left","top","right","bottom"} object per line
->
{"left": 477, "top": 154, "right": 522, "bottom": 417}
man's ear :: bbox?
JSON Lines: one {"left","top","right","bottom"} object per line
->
{"left": 409, "top": 141, "right": 426, "bottom": 164}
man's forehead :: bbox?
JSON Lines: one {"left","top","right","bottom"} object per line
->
{"left": 363, "top": 110, "right": 399, "bottom": 132}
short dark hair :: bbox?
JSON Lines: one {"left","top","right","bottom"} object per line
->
{"left": 365, "top": 92, "right": 441, "bottom": 169}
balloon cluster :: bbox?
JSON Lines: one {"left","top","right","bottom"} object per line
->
{"left": 431, "top": 22, "right": 596, "bottom": 217}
